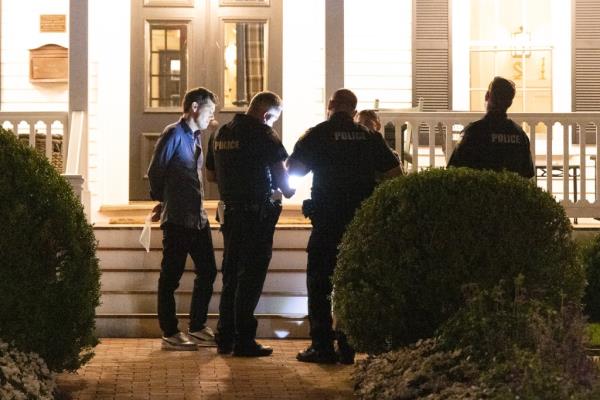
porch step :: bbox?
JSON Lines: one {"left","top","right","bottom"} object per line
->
{"left": 94, "top": 225, "right": 310, "bottom": 249}
{"left": 96, "top": 313, "right": 308, "bottom": 339}
{"left": 94, "top": 224, "right": 311, "bottom": 338}
{"left": 98, "top": 291, "right": 307, "bottom": 315}
{"left": 97, "top": 248, "right": 308, "bottom": 271}
{"left": 99, "top": 201, "right": 310, "bottom": 225}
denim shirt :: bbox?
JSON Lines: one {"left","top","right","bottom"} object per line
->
{"left": 147, "top": 118, "right": 208, "bottom": 229}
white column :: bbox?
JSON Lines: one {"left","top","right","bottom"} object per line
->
{"left": 69, "top": 0, "right": 89, "bottom": 218}
{"left": 325, "top": 0, "right": 344, "bottom": 107}
{"left": 70, "top": 0, "right": 87, "bottom": 112}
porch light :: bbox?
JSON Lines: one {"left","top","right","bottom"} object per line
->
{"left": 511, "top": 25, "right": 531, "bottom": 58}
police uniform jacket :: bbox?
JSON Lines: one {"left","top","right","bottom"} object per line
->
{"left": 147, "top": 118, "right": 208, "bottom": 230}
{"left": 206, "top": 113, "right": 288, "bottom": 203}
{"left": 447, "top": 112, "right": 535, "bottom": 178}
{"left": 289, "top": 112, "right": 400, "bottom": 206}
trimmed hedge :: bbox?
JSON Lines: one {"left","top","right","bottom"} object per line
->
{"left": 580, "top": 235, "right": 600, "bottom": 322}
{"left": 0, "top": 128, "right": 100, "bottom": 372}
{"left": 333, "top": 168, "right": 583, "bottom": 354}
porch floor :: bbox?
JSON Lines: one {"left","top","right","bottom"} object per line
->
{"left": 56, "top": 339, "right": 358, "bottom": 400}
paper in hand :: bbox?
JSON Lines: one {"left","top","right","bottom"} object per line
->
{"left": 139, "top": 213, "right": 152, "bottom": 252}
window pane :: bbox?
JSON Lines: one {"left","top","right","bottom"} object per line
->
{"left": 470, "top": 89, "right": 487, "bottom": 112}
{"left": 469, "top": 0, "right": 553, "bottom": 112}
{"left": 147, "top": 23, "right": 187, "bottom": 109}
{"left": 151, "top": 29, "right": 165, "bottom": 52}
{"left": 524, "top": 51, "right": 551, "bottom": 88}
{"left": 470, "top": 51, "right": 494, "bottom": 89}
{"left": 498, "top": 0, "right": 524, "bottom": 42}
{"left": 471, "top": 0, "right": 497, "bottom": 41}
{"left": 166, "top": 29, "right": 180, "bottom": 51}
{"left": 223, "top": 21, "right": 266, "bottom": 108}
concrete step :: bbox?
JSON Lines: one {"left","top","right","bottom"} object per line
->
{"left": 100, "top": 270, "right": 307, "bottom": 293}
{"left": 94, "top": 225, "right": 311, "bottom": 250}
{"left": 93, "top": 223, "right": 312, "bottom": 338}
{"left": 95, "top": 313, "right": 308, "bottom": 339}
{"left": 99, "top": 201, "right": 310, "bottom": 225}
{"left": 97, "top": 248, "right": 307, "bottom": 271}
{"left": 97, "top": 292, "right": 307, "bottom": 315}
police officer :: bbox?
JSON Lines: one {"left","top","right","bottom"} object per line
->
{"left": 206, "top": 91, "right": 295, "bottom": 357}
{"left": 287, "top": 89, "right": 403, "bottom": 364}
{"left": 447, "top": 76, "right": 534, "bottom": 178}
{"left": 147, "top": 87, "right": 218, "bottom": 351}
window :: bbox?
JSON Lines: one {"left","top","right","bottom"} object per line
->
{"left": 469, "top": 0, "right": 552, "bottom": 112}
{"left": 147, "top": 22, "right": 187, "bottom": 109}
{"left": 223, "top": 20, "right": 267, "bottom": 108}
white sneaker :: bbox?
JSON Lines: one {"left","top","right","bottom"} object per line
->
{"left": 161, "top": 332, "right": 198, "bottom": 351}
{"left": 188, "top": 326, "right": 216, "bottom": 347}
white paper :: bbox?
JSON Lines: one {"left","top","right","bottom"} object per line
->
{"left": 139, "top": 213, "right": 152, "bottom": 252}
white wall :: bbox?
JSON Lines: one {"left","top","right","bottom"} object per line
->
{"left": 1, "top": 0, "right": 68, "bottom": 111}
{"left": 282, "top": 0, "right": 325, "bottom": 202}
{"left": 1, "top": 0, "right": 130, "bottom": 222}
{"left": 282, "top": 0, "right": 413, "bottom": 202}
{"left": 345, "top": 0, "right": 412, "bottom": 111}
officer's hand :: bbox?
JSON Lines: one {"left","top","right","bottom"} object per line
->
{"left": 206, "top": 119, "right": 219, "bottom": 134}
{"left": 151, "top": 203, "right": 162, "bottom": 222}
{"left": 282, "top": 187, "right": 296, "bottom": 199}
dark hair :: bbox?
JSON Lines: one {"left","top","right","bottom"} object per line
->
{"left": 488, "top": 77, "right": 516, "bottom": 111}
{"left": 182, "top": 87, "right": 217, "bottom": 113}
{"left": 332, "top": 88, "right": 358, "bottom": 111}
{"left": 248, "top": 91, "right": 282, "bottom": 112}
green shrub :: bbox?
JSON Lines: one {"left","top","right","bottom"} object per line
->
{"left": 333, "top": 168, "right": 583, "bottom": 354}
{"left": 354, "top": 282, "right": 600, "bottom": 400}
{"left": 0, "top": 128, "right": 100, "bottom": 372}
{"left": 580, "top": 235, "right": 600, "bottom": 322}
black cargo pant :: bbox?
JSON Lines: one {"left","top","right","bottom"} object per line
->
{"left": 217, "top": 200, "right": 282, "bottom": 346}
{"left": 158, "top": 222, "right": 217, "bottom": 337}
{"left": 306, "top": 204, "right": 356, "bottom": 350}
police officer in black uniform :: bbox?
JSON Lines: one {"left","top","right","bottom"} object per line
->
{"left": 447, "top": 76, "right": 534, "bottom": 178}
{"left": 206, "top": 91, "right": 295, "bottom": 357}
{"left": 288, "top": 89, "right": 403, "bottom": 364}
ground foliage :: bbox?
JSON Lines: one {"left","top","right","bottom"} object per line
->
{"left": 354, "top": 281, "right": 600, "bottom": 400}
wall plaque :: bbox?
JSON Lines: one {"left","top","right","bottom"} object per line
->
{"left": 40, "top": 15, "right": 66, "bottom": 32}
{"left": 29, "top": 44, "right": 68, "bottom": 83}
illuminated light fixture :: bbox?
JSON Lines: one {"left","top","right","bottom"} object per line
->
{"left": 511, "top": 25, "right": 531, "bottom": 58}
{"left": 274, "top": 330, "right": 290, "bottom": 338}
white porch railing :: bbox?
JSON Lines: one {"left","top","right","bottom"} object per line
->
{"left": 1, "top": 112, "right": 68, "bottom": 172}
{"left": 2, "top": 111, "right": 88, "bottom": 208}
{"left": 379, "top": 111, "right": 600, "bottom": 218}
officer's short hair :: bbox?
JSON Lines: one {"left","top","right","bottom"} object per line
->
{"left": 183, "top": 87, "right": 217, "bottom": 113}
{"left": 488, "top": 77, "right": 516, "bottom": 111}
{"left": 248, "top": 91, "right": 282, "bottom": 112}
{"left": 332, "top": 89, "right": 358, "bottom": 111}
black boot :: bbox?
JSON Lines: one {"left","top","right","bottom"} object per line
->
{"left": 215, "top": 332, "right": 233, "bottom": 355}
{"left": 296, "top": 345, "right": 337, "bottom": 364}
{"left": 233, "top": 340, "right": 273, "bottom": 357}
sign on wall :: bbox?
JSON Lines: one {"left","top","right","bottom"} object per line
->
{"left": 40, "top": 15, "right": 66, "bottom": 33}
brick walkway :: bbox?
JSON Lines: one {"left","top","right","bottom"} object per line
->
{"left": 56, "top": 339, "right": 357, "bottom": 400}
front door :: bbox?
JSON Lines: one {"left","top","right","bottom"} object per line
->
{"left": 130, "top": 0, "right": 282, "bottom": 200}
